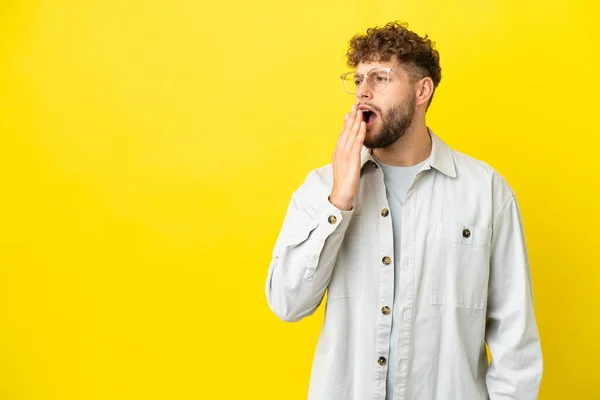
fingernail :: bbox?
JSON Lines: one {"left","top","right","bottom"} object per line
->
{"left": 344, "top": 114, "right": 348, "bottom": 120}
{"left": 352, "top": 104, "right": 356, "bottom": 112}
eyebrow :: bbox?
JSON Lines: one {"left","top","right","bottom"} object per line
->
{"left": 355, "top": 67, "right": 392, "bottom": 74}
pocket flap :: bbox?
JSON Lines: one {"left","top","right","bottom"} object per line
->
{"left": 441, "top": 221, "right": 492, "bottom": 247}
{"left": 286, "top": 219, "right": 319, "bottom": 247}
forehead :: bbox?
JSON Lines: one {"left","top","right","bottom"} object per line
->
{"left": 355, "top": 56, "right": 401, "bottom": 74}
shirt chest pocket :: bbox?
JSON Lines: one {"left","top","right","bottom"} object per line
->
{"left": 328, "top": 216, "right": 363, "bottom": 299}
{"left": 431, "top": 221, "right": 493, "bottom": 310}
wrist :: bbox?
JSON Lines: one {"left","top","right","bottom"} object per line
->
{"left": 329, "top": 193, "right": 353, "bottom": 211}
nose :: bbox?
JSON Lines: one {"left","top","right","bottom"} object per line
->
{"left": 355, "top": 79, "right": 372, "bottom": 100}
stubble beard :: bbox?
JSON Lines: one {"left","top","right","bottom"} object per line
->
{"left": 363, "top": 93, "right": 416, "bottom": 149}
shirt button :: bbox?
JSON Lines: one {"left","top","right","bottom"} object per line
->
{"left": 381, "top": 306, "right": 391, "bottom": 315}
{"left": 382, "top": 256, "right": 392, "bottom": 265}
{"left": 328, "top": 215, "right": 337, "bottom": 225}
{"left": 381, "top": 208, "right": 389, "bottom": 217}
{"left": 463, "top": 228, "right": 471, "bottom": 238}
{"left": 378, "top": 357, "right": 387, "bottom": 366}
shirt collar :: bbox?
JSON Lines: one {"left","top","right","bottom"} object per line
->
{"left": 360, "top": 128, "right": 457, "bottom": 178}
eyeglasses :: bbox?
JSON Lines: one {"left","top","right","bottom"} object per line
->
{"left": 340, "top": 67, "right": 424, "bottom": 94}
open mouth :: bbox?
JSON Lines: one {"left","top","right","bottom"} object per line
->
{"left": 361, "top": 110, "right": 378, "bottom": 127}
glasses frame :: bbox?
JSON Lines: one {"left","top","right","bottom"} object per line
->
{"left": 340, "top": 67, "right": 425, "bottom": 94}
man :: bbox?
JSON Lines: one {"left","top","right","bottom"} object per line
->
{"left": 265, "top": 21, "right": 542, "bottom": 400}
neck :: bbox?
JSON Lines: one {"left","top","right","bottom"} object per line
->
{"left": 371, "top": 118, "right": 432, "bottom": 167}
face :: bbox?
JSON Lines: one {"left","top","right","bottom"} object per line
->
{"left": 354, "top": 58, "right": 418, "bottom": 149}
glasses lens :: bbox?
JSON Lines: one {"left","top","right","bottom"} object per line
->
{"left": 342, "top": 69, "right": 390, "bottom": 94}
{"left": 342, "top": 73, "right": 360, "bottom": 94}
{"left": 367, "top": 69, "right": 389, "bottom": 92}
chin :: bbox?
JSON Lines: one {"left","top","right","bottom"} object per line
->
{"left": 363, "top": 137, "right": 378, "bottom": 149}
{"left": 363, "top": 129, "right": 380, "bottom": 147}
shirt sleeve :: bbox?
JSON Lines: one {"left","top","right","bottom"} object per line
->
{"left": 265, "top": 173, "right": 355, "bottom": 322}
{"left": 485, "top": 195, "right": 543, "bottom": 399}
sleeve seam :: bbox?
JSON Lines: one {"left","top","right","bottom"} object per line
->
{"left": 492, "top": 194, "right": 516, "bottom": 229}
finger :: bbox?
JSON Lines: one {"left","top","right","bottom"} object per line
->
{"left": 339, "top": 105, "right": 358, "bottom": 146}
{"left": 337, "top": 105, "right": 358, "bottom": 151}
{"left": 338, "top": 113, "right": 349, "bottom": 138}
{"left": 344, "top": 110, "right": 363, "bottom": 149}
{"left": 337, "top": 113, "right": 352, "bottom": 149}
{"left": 351, "top": 121, "right": 366, "bottom": 152}
{"left": 352, "top": 109, "right": 363, "bottom": 132}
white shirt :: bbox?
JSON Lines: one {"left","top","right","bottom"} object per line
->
{"left": 265, "top": 130, "right": 543, "bottom": 400}
{"left": 374, "top": 157, "right": 426, "bottom": 400}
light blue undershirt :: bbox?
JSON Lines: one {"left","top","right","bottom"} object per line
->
{"left": 374, "top": 155, "right": 426, "bottom": 400}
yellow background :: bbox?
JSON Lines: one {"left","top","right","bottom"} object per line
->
{"left": 1, "top": 0, "right": 599, "bottom": 398}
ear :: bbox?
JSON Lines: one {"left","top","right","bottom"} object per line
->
{"left": 415, "top": 77, "right": 434, "bottom": 107}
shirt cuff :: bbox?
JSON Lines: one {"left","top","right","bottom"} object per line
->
{"left": 304, "top": 194, "right": 355, "bottom": 238}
